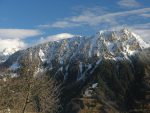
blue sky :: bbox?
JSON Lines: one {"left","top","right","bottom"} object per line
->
{"left": 0, "top": 0, "right": 150, "bottom": 51}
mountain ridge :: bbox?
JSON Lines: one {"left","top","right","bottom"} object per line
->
{"left": 0, "top": 28, "right": 149, "bottom": 63}
{"left": 0, "top": 28, "right": 150, "bottom": 113}
{"left": 1, "top": 28, "right": 149, "bottom": 76}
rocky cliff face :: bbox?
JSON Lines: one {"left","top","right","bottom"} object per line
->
{"left": 0, "top": 28, "right": 150, "bottom": 113}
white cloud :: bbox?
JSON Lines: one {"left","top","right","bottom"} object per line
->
{"left": 0, "top": 29, "right": 42, "bottom": 52}
{"left": 69, "top": 8, "right": 150, "bottom": 26}
{"left": 117, "top": 0, "right": 141, "bottom": 8}
{"left": 39, "top": 21, "right": 81, "bottom": 29}
{"left": 51, "top": 21, "right": 81, "bottom": 28}
{"left": 132, "top": 29, "right": 150, "bottom": 42}
{"left": 0, "top": 29, "right": 41, "bottom": 39}
{"left": 140, "top": 13, "right": 150, "bottom": 17}
{"left": 39, "top": 33, "right": 74, "bottom": 44}
{"left": 131, "top": 23, "right": 150, "bottom": 29}
{"left": 0, "top": 39, "right": 26, "bottom": 51}
{"left": 40, "top": 7, "right": 150, "bottom": 28}
{"left": 128, "top": 23, "right": 150, "bottom": 42}
{"left": 37, "top": 6, "right": 150, "bottom": 43}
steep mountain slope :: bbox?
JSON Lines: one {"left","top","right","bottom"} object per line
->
{"left": 0, "top": 28, "right": 150, "bottom": 113}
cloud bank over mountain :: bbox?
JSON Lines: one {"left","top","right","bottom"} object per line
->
{"left": 0, "top": 29, "right": 41, "bottom": 51}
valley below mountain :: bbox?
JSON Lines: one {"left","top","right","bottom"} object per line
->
{"left": 0, "top": 28, "right": 150, "bottom": 113}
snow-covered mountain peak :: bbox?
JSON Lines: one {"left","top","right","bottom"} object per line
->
{"left": 95, "top": 29, "right": 149, "bottom": 54}
{"left": 97, "top": 28, "right": 134, "bottom": 41}
{"left": 2, "top": 48, "right": 19, "bottom": 56}
{"left": 0, "top": 48, "right": 20, "bottom": 63}
{"left": 1, "top": 29, "right": 149, "bottom": 67}
{"left": 6, "top": 28, "right": 148, "bottom": 64}
{"left": 1, "top": 28, "right": 149, "bottom": 81}
{"left": 22, "top": 29, "right": 148, "bottom": 67}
